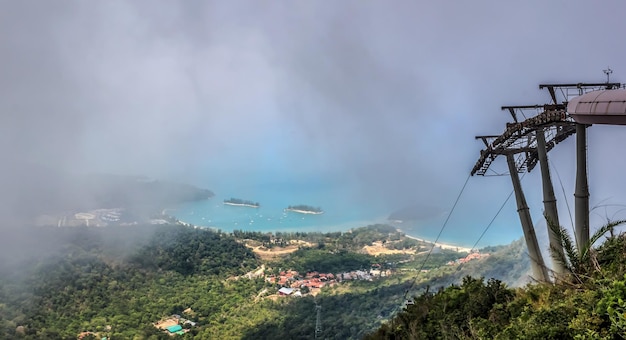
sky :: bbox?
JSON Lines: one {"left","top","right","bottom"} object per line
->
{"left": 2, "top": 1, "right": 626, "bottom": 245}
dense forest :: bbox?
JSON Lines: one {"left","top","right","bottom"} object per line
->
{"left": 0, "top": 223, "right": 532, "bottom": 339}
{"left": 0, "top": 225, "right": 257, "bottom": 339}
{"left": 12, "top": 221, "right": 626, "bottom": 339}
{"left": 234, "top": 224, "right": 423, "bottom": 251}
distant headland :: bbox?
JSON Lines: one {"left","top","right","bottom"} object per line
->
{"left": 285, "top": 205, "right": 323, "bottom": 215}
{"left": 224, "top": 198, "right": 260, "bottom": 208}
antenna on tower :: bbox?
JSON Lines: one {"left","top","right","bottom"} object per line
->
{"left": 604, "top": 67, "right": 613, "bottom": 83}
{"left": 315, "top": 304, "right": 322, "bottom": 339}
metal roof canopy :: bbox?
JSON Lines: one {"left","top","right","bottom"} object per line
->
{"left": 471, "top": 82, "right": 625, "bottom": 176}
{"left": 471, "top": 108, "right": 575, "bottom": 176}
{"left": 539, "top": 82, "right": 621, "bottom": 105}
{"left": 568, "top": 89, "right": 626, "bottom": 125}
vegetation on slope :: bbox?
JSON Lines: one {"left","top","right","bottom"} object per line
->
{"left": 0, "top": 223, "right": 529, "bottom": 339}
{"left": 0, "top": 225, "right": 258, "bottom": 339}
{"left": 241, "top": 239, "right": 528, "bottom": 339}
{"left": 367, "top": 222, "right": 626, "bottom": 339}
{"left": 130, "top": 225, "right": 258, "bottom": 276}
{"left": 234, "top": 224, "right": 427, "bottom": 251}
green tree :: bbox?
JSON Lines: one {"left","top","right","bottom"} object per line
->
{"left": 550, "top": 219, "right": 626, "bottom": 283}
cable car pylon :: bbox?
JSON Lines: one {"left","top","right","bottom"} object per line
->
{"left": 472, "top": 80, "right": 623, "bottom": 281}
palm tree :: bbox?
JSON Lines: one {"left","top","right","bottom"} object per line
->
{"left": 549, "top": 219, "right": 626, "bottom": 283}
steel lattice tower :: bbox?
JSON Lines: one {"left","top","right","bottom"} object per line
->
{"left": 471, "top": 82, "right": 620, "bottom": 281}
{"left": 315, "top": 304, "right": 322, "bottom": 339}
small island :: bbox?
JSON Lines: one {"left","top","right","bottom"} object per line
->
{"left": 224, "top": 198, "right": 260, "bottom": 208}
{"left": 285, "top": 205, "right": 323, "bottom": 215}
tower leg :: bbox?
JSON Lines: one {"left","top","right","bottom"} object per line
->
{"left": 507, "top": 154, "right": 550, "bottom": 282}
{"left": 575, "top": 123, "right": 590, "bottom": 251}
{"left": 536, "top": 127, "right": 566, "bottom": 277}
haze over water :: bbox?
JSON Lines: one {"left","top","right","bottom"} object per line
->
{"left": 2, "top": 2, "right": 626, "bottom": 256}
{"left": 172, "top": 174, "right": 525, "bottom": 248}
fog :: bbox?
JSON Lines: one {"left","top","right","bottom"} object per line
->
{"left": 2, "top": 1, "right": 626, "bottom": 247}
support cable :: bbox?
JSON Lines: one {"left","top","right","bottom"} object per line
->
{"left": 456, "top": 185, "right": 516, "bottom": 272}
{"left": 402, "top": 174, "right": 471, "bottom": 300}
{"left": 457, "top": 173, "right": 559, "bottom": 280}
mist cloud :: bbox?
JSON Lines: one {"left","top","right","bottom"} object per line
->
{"left": 2, "top": 1, "right": 626, "bottom": 241}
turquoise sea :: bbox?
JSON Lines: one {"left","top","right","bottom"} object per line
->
{"left": 170, "top": 177, "right": 391, "bottom": 235}
{"left": 171, "top": 198, "right": 389, "bottom": 235}
{"left": 169, "top": 176, "right": 525, "bottom": 248}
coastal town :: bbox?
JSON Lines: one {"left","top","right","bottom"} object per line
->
{"left": 266, "top": 267, "right": 389, "bottom": 296}
{"left": 261, "top": 248, "right": 489, "bottom": 298}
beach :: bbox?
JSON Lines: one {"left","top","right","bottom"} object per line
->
{"left": 402, "top": 232, "right": 473, "bottom": 253}
{"left": 223, "top": 202, "right": 259, "bottom": 208}
{"left": 284, "top": 208, "right": 324, "bottom": 215}
{"left": 172, "top": 206, "right": 474, "bottom": 254}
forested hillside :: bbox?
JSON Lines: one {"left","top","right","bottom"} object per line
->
{"left": 0, "top": 225, "right": 258, "bottom": 339}
{"left": 367, "top": 226, "right": 626, "bottom": 339}
{"left": 0, "top": 224, "right": 529, "bottom": 339}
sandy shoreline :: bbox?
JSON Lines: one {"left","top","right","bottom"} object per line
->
{"left": 169, "top": 210, "right": 471, "bottom": 253}
{"left": 224, "top": 202, "right": 259, "bottom": 208}
{"left": 284, "top": 208, "right": 324, "bottom": 215}
{"left": 401, "top": 232, "right": 473, "bottom": 253}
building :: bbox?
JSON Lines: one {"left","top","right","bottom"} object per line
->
{"left": 278, "top": 287, "right": 294, "bottom": 295}
{"left": 166, "top": 324, "right": 184, "bottom": 335}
